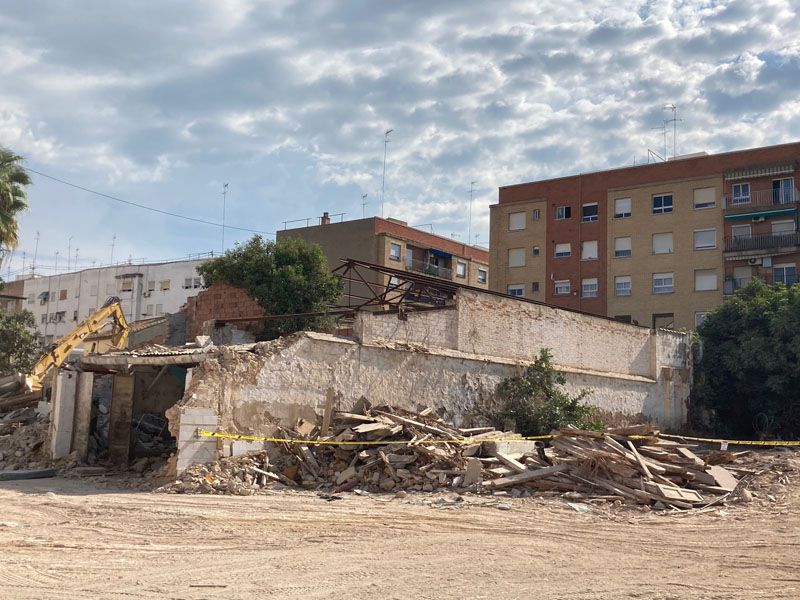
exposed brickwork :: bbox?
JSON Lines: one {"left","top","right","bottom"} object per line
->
{"left": 185, "top": 281, "right": 265, "bottom": 340}
{"left": 374, "top": 218, "right": 489, "bottom": 264}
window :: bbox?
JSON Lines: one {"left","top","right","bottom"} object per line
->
{"left": 119, "top": 279, "right": 133, "bottom": 293}
{"left": 456, "top": 262, "right": 467, "bottom": 278}
{"left": 614, "top": 236, "right": 632, "bottom": 258}
{"left": 554, "top": 280, "right": 570, "bottom": 295}
{"left": 147, "top": 280, "right": 156, "bottom": 292}
{"left": 389, "top": 243, "right": 401, "bottom": 261}
{"left": 581, "top": 203, "right": 598, "bottom": 222}
{"left": 774, "top": 264, "right": 797, "bottom": 286}
{"left": 155, "top": 304, "right": 164, "bottom": 316}
{"left": 38, "top": 291, "right": 49, "bottom": 305}
{"left": 772, "top": 220, "right": 795, "bottom": 235}
{"left": 41, "top": 313, "right": 47, "bottom": 324}
{"left": 731, "top": 183, "right": 750, "bottom": 205}
{"left": 532, "top": 246, "right": 540, "bottom": 256}
{"left": 731, "top": 224, "right": 751, "bottom": 238}
{"left": 652, "top": 194, "right": 673, "bottom": 214}
{"left": 477, "top": 269, "right": 487, "bottom": 284}
{"left": 508, "top": 248, "right": 525, "bottom": 267}
{"left": 532, "top": 209, "right": 541, "bottom": 221}
{"left": 183, "top": 277, "right": 193, "bottom": 289}
{"left": 614, "top": 198, "right": 631, "bottom": 218}
{"left": 159, "top": 280, "right": 171, "bottom": 291}
{"left": 531, "top": 282, "right": 540, "bottom": 293}
{"left": 581, "top": 278, "right": 598, "bottom": 298}
{"left": 55, "top": 311, "right": 65, "bottom": 323}
{"left": 90, "top": 284, "right": 98, "bottom": 297}
{"left": 615, "top": 276, "right": 632, "bottom": 296}
{"left": 694, "top": 269, "right": 718, "bottom": 291}
{"left": 27, "top": 293, "right": 34, "bottom": 304}
{"left": 555, "top": 206, "right": 571, "bottom": 220}
{"left": 57, "top": 289, "right": 66, "bottom": 301}
{"left": 554, "top": 243, "right": 571, "bottom": 258}
{"left": 694, "top": 228, "right": 716, "bottom": 250}
{"left": 695, "top": 311, "right": 710, "bottom": 328}
{"left": 145, "top": 304, "right": 153, "bottom": 316}
{"left": 193, "top": 277, "right": 202, "bottom": 288}
{"left": 652, "top": 313, "right": 675, "bottom": 329}
{"left": 507, "top": 284, "right": 524, "bottom": 297}
{"left": 405, "top": 248, "right": 413, "bottom": 267}
{"left": 694, "top": 187, "right": 716, "bottom": 209}
{"left": 652, "top": 232, "right": 673, "bottom": 254}
{"left": 508, "top": 212, "right": 526, "bottom": 230}
{"left": 581, "top": 240, "right": 598, "bottom": 260}
{"left": 653, "top": 272, "right": 674, "bottom": 294}
{"left": 773, "top": 178, "right": 795, "bottom": 204}
{"left": 72, "top": 310, "right": 78, "bottom": 321}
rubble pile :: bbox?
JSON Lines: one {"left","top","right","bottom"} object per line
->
{"left": 0, "top": 405, "right": 50, "bottom": 471}
{"left": 160, "top": 403, "right": 746, "bottom": 509}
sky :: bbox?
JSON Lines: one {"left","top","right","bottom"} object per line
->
{"left": 2, "top": 0, "right": 800, "bottom": 279}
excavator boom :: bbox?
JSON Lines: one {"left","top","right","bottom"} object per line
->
{"left": 26, "top": 297, "right": 130, "bottom": 391}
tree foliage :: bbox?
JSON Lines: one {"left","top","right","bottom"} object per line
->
{"left": 475, "top": 349, "right": 599, "bottom": 436}
{"left": 0, "top": 307, "right": 40, "bottom": 376}
{"left": 0, "top": 147, "right": 31, "bottom": 251}
{"left": 693, "top": 280, "right": 800, "bottom": 438}
{"left": 197, "top": 235, "right": 342, "bottom": 340}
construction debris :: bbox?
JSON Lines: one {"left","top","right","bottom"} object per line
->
{"left": 159, "top": 403, "right": 747, "bottom": 510}
{"left": 0, "top": 404, "right": 50, "bottom": 472}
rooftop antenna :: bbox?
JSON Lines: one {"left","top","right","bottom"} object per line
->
{"left": 652, "top": 121, "right": 668, "bottom": 161}
{"left": 67, "top": 236, "right": 73, "bottom": 271}
{"left": 110, "top": 235, "right": 116, "bottom": 265}
{"left": 21, "top": 251, "right": 26, "bottom": 276}
{"left": 32, "top": 231, "right": 39, "bottom": 275}
{"left": 74, "top": 248, "right": 79, "bottom": 271}
{"left": 361, "top": 193, "right": 368, "bottom": 218}
{"left": 221, "top": 183, "right": 229, "bottom": 253}
{"left": 663, "top": 104, "right": 682, "bottom": 159}
{"left": 468, "top": 181, "right": 477, "bottom": 246}
{"left": 381, "top": 129, "right": 393, "bottom": 218}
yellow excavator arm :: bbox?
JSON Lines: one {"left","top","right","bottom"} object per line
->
{"left": 26, "top": 297, "right": 130, "bottom": 391}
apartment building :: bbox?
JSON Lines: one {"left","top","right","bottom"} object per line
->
{"left": 277, "top": 213, "right": 490, "bottom": 306}
{"left": 491, "top": 141, "right": 800, "bottom": 329}
{"left": 12, "top": 257, "right": 209, "bottom": 345}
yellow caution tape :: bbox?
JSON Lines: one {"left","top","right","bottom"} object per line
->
{"left": 658, "top": 433, "right": 800, "bottom": 447}
{"left": 196, "top": 430, "right": 554, "bottom": 445}
{"left": 197, "top": 429, "right": 800, "bottom": 448}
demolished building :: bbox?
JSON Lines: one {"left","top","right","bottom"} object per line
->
{"left": 43, "top": 260, "right": 692, "bottom": 475}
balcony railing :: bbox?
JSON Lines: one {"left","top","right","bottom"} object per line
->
{"left": 723, "top": 187, "right": 800, "bottom": 209}
{"left": 406, "top": 258, "right": 452, "bottom": 280}
{"left": 724, "top": 231, "right": 800, "bottom": 252}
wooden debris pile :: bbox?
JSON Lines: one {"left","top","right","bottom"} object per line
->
{"left": 160, "top": 403, "right": 744, "bottom": 510}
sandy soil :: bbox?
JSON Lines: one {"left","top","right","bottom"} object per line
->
{"left": 1, "top": 472, "right": 799, "bottom": 600}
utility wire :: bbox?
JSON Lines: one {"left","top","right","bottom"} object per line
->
{"left": 24, "top": 167, "right": 275, "bottom": 236}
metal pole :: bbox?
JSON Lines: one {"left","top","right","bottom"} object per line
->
{"left": 362, "top": 193, "right": 368, "bottom": 218}
{"left": 381, "top": 129, "right": 393, "bottom": 218}
{"left": 468, "top": 181, "right": 476, "bottom": 246}
{"left": 110, "top": 235, "right": 116, "bottom": 265}
{"left": 32, "top": 231, "right": 39, "bottom": 275}
{"left": 221, "top": 183, "right": 229, "bottom": 252}
{"left": 67, "top": 236, "right": 72, "bottom": 271}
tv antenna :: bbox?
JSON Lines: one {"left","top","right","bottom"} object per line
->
{"left": 663, "top": 104, "right": 682, "bottom": 159}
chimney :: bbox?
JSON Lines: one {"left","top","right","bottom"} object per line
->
{"left": 321, "top": 212, "right": 331, "bottom": 225}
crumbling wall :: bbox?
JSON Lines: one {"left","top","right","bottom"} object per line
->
{"left": 355, "top": 307, "right": 458, "bottom": 349}
{"left": 185, "top": 281, "right": 264, "bottom": 340}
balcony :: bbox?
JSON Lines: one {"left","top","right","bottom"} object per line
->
{"left": 723, "top": 277, "right": 754, "bottom": 296}
{"left": 406, "top": 258, "right": 452, "bottom": 280}
{"left": 723, "top": 187, "right": 800, "bottom": 210}
{"left": 724, "top": 231, "right": 800, "bottom": 253}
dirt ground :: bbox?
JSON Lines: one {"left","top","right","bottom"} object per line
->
{"left": 1, "top": 468, "right": 799, "bottom": 600}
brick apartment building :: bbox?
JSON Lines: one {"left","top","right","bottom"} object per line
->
{"left": 490, "top": 141, "right": 800, "bottom": 329}
{"left": 277, "top": 214, "right": 490, "bottom": 307}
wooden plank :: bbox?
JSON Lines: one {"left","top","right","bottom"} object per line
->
{"left": 627, "top": 440, "right": 654, "bottom": 481}
{"left": 334, "top": 412, "right": 378, "bottom": 423}
{"left": 374, "top": 410, "right": 458, "bottom": 438}
{"left": 676, "top": 447, "right": 705, "bottom": 467}
{"left": 707, "top": 465, "right": 739, "bottom": 492}
{"left": 482, "top": 463, "right": 568, "bottom": 488}
{"left": 494, "top": 452, "right": 528, "bottom": 473}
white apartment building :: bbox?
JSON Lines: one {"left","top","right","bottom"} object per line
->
{"left": 18, "top": 258, "right": 209, "bottom": 344}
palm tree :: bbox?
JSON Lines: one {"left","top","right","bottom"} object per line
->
{"left": 0, "top": 147, "right": 31, "bottom": 251}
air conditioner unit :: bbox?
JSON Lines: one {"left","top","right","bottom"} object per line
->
{"left": 753, "top": 216, "right": 766, "bottom": 223}
{"left": 748, "top": 258, "right": 762, "bottom": 266}
{"left": 143, "top": 291, "right": 151, "bottom": 297}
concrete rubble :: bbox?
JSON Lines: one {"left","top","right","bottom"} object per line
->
{"left": 158, "top": 401, "right": 749, "bottom": 510}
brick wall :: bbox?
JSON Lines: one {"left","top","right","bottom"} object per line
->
{"left": 185, "top": 281, "right": 265, "bottom": 340}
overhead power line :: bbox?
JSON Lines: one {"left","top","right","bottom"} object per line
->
{"left": 24, "top": 167, "right": 275, "bottom": 236}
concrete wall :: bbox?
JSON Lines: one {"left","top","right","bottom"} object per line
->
{"left": 357, "top": 289, "right": 662, "bottom": 379}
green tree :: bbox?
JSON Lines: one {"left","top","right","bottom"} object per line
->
{"left": 693, "top": 280, "right": 800, "bottom": 438}
{"left": 475, "top": 348, "right": 598, "bottom": 436}
{"left": 0, "top": 308, "right": 41, "bottom": 376}
{"left": 197, "top": 235, "right": 342, "bottom": 340}
{"left": 0, "top": 147, "right": 31, "bottom": 251}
